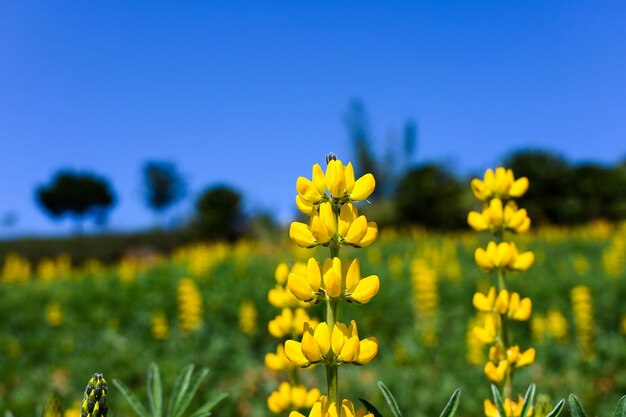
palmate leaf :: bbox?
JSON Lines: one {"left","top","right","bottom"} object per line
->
{"left": 439, "top": 388, "right": 462, "bottom": 417}
{"left": 568, "top": 395, "right": 588, "bottom": 417}
{"left": 167, "top": 364, "right": 195, "bottom": 417}
{"left": 491, "top": 385, "right": 507, "bottom": 417}
{"left": 147, "top": 363, "right": 163, "bottom": 417}
{"left": 546, "top": 399, "right": 565, "bottom": 417}
{"left": 112, "top": 378, "right": 151, "bottom": 417}
{"left": 613, "top": 396, "right": 626, "bottom": 417}
{"left": 519, "top": 384, "right": 536, "bottom": 417}
{"left": 377, "top": 381, "right": 403, "bottom": 417}
{"left": 171, "top": 368, "right": 210, "bottom": 417}
{"left": 187, "top": 392, "right": 228, "bottom": 417}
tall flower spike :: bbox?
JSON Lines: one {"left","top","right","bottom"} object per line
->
{"left": 81, "top": 373, "right": 108, "bottom": 417}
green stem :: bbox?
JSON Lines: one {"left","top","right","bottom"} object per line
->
{"left": 326, "top": 363, "right": 339, "bottom": 409}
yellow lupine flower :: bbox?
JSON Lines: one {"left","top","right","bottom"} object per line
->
{"left": 468, "top": 199, "right": 531, "bottom": 234}
{"left": 265, "top": 344, "right": 295, "bottom": 371}
{"left": 339, "top": 203, "right": 378, "bottom": 248}
{"left": 506, "top": 346, "right": 536, "bottom": 368}
{"left": 267, "top": 382, "right": 321, "bottom": 414}
{"left": 285, "top": 321, "right": 378, "bottom": 367}
{"left": 268, "top": 308, "right": 319, "bottom": 338}
{"left": 151, "top": 312, "right": 170, "bottom": 340}
{"left": 288, "top": 258, "right": 380, "bottom": 304}
{"left": 289, "top": 396, "right": 373, "bottom": 417}
{"left": 472, "top": 314, "right": 497, "bottom": 344}
{"left": 471, "top": 167, "right": 529, "bottom": 202}
{"left": 474, "top": 242, "right": 534, "bottom": 272}
{"left": 484, "top": 360, "right": 508, "bottom": 383}
{"left": 177, "top": 278, "right": 203, "bottom": 335}
{"left": 295, "top": 161, "right": 376, "bottom": 215}
{"left": 473, "top": 287, "right": 532, "bottom": 321}
{"left": 239, "top": 300, "right": 258, "bottom": 335}
{"left": 484, "top": 397, "right": 533, "bottom": 417}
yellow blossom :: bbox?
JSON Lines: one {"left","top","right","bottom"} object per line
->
{"left": 267, "top": 382, "right": 321, "bottom": 414}
{"left": 472, "top": 314, "right": 498, "bottom": 344}
{"left": 265, "top": 344, "right": 295, "bottom": 371}
{"left": 471, "top": 167, "right": 529, "bottom": 202}
{"left": 151, "top": 312, "right": 170, "bottom": 340}
{"left": 285, "top": 321, "right": 378, "bottom": 367}
{"left": 288, "top": 258, "right": 380, "bottom": 304}
{"left": 484, "top": 397, "right": 533, "bottom": 417}
{"left": 268, "top": 308, "right": 319, "bottom": 338}
{"left": 177, "top": 278, "right": 203, "bottom": 335}
{"left": 289, "top": 396, "right": 373, "bottom": 417}
{"left": 473, "top": 287, "right": 532, "bottom": 320}
{"left": 468, "top": 199, "right": 531, "bottom": 234}
{"left": 484, "top": 360, "right": 508, "bottom": 383}
{"left": 474, "top": 242, "right": 534, "bottom": 272}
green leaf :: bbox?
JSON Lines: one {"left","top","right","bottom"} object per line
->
{"left": 147, "top": 362, "right": 163, "bottom": 417}
{"left": 613, "top": 396, "right": 626, "bottom": 417}
{"left": 439, "top": 389, "right": 461, "bottom": 417}
{"left": 172, "top": 368, "right": 210, "bottom": 417}
{"left": 546, "top": 399, "right": 565, "bottom": 417}
{"left": 491, "top": 385, "right": 506, "bottom": 417}
{"left": 519, "top": 384, "right": 536, "bottom": 417}
{"left": 568, "top": 395, "right": 588, "bottom": 417}
{"left": 112, "top": 379, "right": 151, "bottom": 417}
{"left": 188, "top": 393, "right": 228, "bottom": 417}
{"left": 377, "top": 381, "right": 403, "bottom": 417}
{"left": 359, "top": 398, "right": 385, "bottom": 417}
{"left": 167, "top": 364, "right": 194, "bottom": 417}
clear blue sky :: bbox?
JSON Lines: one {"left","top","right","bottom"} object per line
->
{"left": 1, "top": 1, "right": 625, "bottom": 236}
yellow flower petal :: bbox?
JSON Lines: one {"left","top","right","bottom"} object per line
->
{"left": 345, "top": 216, "right": 368, "bottom": 245}
{"left": 509, "top": 177, "right": 529, "bottom": 197}
{"left": 351, "top": 173, "right": 375, "bottom": 201}
{"left": 356, "top": 337, "right": 378, "bottom": 364}
{"left": 312, "top": 163, "right": 327, "bottom": 196}
{"left": 350, "top": 275, "right": 380, "bottom": 304}
{"left": 345, "top": 259, "right": 360, "bottom": 292}
{"left": 288, "top": 272, "right": 315, "bottom": 302}
{"left": 307, "top": 258, "right": 322, "bottom": 292}
{"left": 297, "top": 177, "right": 322, "bottom": 202}
{"left": 345, "top": 162, "right": 356, "bottom": 194}
{"left": 468, "top": 211, "right": 488, "bottom": 231}
{"left": 290, "top": 222, "right": 316, "bottom": 248}
{"left": 331, "top": 323, "right": 348, "bottom": 355}
{"left": 313, "top": 322, "right": 331, "bottom": 355}
{"left": 358, "top": 222, "right": 378, "bottom": 248}
{"left": 296, "top": 195, "right": 314, "bottom": 215}
{"left": 301, "top": 327, "right": 323, "bottom": 363}
{"left": 284, "top": 340, "right": 309, "bottom": 367}
{"left": 513, "top": 251, "right": 534, "bottom": 271}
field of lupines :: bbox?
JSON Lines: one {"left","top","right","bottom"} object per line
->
{"left": 2, "top": 159, "right": 626, "bottom": 417}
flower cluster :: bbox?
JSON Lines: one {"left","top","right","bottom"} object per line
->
{"left": 468, "top": 167, "right": 535, "bottom": 415}
{"left": 265, "top": 262, "right": 320, "bottom": 413}
{"left": 281, "top": 156, "right": 378, "bottom": 417}
{"left": 177, "top": 278, "right": 203, "bottom": 336}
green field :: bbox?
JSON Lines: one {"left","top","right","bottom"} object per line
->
{"left": 1, "top": 223, "right": 626, "bottom": 417}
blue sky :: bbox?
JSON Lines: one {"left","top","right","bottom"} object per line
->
{"left": 1, "top": 1, "right": 625, "bottom": 236}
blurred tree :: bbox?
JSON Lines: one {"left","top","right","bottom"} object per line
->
{"left": 504, "top": 150, "right": 574, "bottom": 224}
{"left": 343, "top": 99, "right": 418, "bottom": 197}
{"left": 194, "top": 185, "right": 244, "bottom": 241}
{"left": 142, "top": 161, "right": 186, "bottom": 221}
{"left": 394, "top": 163, "right": 465, "bottom": 229}
{"left": 36, "top": 171, "right": 116, "bottom": 229}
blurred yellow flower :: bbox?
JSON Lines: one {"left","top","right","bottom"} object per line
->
{"left": 288, "top": 396, "right": 372, "bottom": 417}
{"left": 471, "top": 167, "right": 529, "bottom": 202}
{"left": 474, "top": 242, "right": 534, "bottom": 272}
{"left": 468, "top": 199, "right": 531, "bottom": 234}
{"left": 267, "top": 382, "right": 321, "bottom": 414}
{"left": 177, "top": 278, "right": 203, "bottom": 335}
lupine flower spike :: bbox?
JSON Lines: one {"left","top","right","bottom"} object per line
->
{"left": 280, "top": 155, "right": 378, "bottom": 417}
{"left": 468, "top": 167, "right": 536, "bottom": 415}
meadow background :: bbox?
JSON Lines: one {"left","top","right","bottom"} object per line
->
{"left": 1, "top": 2, "right": 626, "bottom": 417}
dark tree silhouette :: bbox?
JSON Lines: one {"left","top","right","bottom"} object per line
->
{"left": 394, "top": 163, "right": 466, "bottom": 229}
{"left": 36, "top": 171, "right": 116, "bottom": 229}
{"left": 194, "top": 185, "right": 244, "bottom": 241}
{"left": 142, "top": 161, "right": 186, "bottom": 214}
